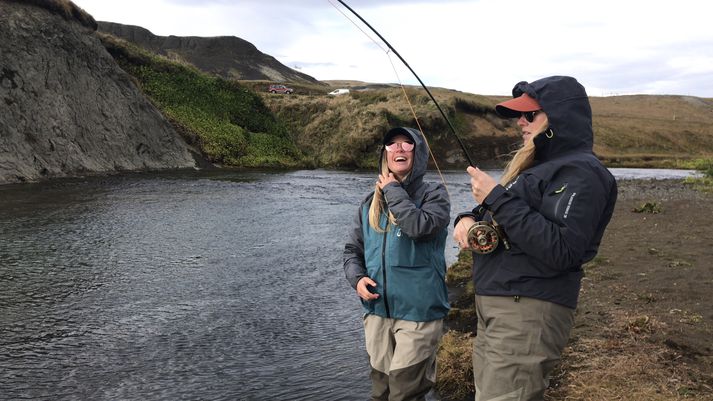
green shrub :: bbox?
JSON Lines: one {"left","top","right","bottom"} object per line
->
{"left": 631, "top": 201, "right": 663, "bottom": 214}
{"left": 100, "top": 33, "right": 305, "bottom": 167}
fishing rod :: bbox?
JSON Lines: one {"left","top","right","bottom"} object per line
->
{"left": 334, "top": 0, "right": 510, "bottom": 254}
{"left": 335, "top": 0, "right": 475, "bottom": 167}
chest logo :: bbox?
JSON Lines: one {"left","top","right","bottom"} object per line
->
{"left": 553, "top": 184, "right": 567, "bottom": 194}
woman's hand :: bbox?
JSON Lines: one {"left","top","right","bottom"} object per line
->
{"left": 454, "top": 216, "right": 476, "bottom": 250}
{"left": 356, "top": 277, "right": 380, "bottom": 301}
{"left": 377, "top": 173, "right": 398, "bottom": 190}
{"left": 467, "top": 166, "right": 497, "bottom": 204}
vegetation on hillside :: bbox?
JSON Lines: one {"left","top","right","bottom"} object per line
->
{"left": 589, "top": 96, "right": 713, "bottom": 168}
{"left": 260, "top": 87, "right": 713, "bottom": 170}
{"left": 260, "top": 87, "right": 510, "bottom": 169}
{"left": 98, "top": 28, "right": 712, "bottom": 171}
{"left": 99, "top": 33, "right": 306, "bottom": 168}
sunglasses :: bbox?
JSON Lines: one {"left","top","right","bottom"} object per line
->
{"left": 385, "top": 141, "right": 415, "bottom": 152}
{"left": 522, "top": 110, "right": 540, "bottom": 123}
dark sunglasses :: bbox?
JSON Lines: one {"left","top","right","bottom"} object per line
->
{"left": 522, "top": 110, "right": 540, "bottom": 123}
{"left": 385, "top": 141, "right": 415, "bottom": 152}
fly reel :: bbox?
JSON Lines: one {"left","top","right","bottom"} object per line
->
{"left": 467, "top": 221, "right": 510, "bottom": 254}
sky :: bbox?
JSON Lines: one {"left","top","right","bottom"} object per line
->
{"left": 73, "top": 0, "right": 713, "bottom": 98}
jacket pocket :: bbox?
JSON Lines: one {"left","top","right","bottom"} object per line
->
{"left": 388, "top": 264, "right": 447, "bottom": 320}
{"left": 388, "top": 227, "right": 432, "bottom": 267}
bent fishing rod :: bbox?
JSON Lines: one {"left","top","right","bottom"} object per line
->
{"left": 334, "top": 0, "right": 511, "bottom": 254}
{"left": 335, "top": 0, "right": 475, "bottom": 167}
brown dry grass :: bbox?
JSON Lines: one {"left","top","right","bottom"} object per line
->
{"left": 259, "top": 86, "right": 713, "bottom": 169}
{"left": 437, "top": 282, "right": 713, "bottom": 401}
{"left": 546, "top": 310, "right": 713, "bottom": 401}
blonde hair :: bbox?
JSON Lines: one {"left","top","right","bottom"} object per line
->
{"left": 368, "top": 152, "right": 400, "bottom": 232}
{"left": 500, "top": 115, "right": 550, "bottom": 185}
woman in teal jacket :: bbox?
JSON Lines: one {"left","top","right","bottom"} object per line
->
{"left": 344, "top": 127, "right": 451, "bottom": 400}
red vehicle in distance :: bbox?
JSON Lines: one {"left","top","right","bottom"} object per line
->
{"left": 268, "top": 84, "right": 294, "bottom": 94}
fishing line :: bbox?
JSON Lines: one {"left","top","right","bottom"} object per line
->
{"left": 329, "top": 0, "right": 476, "bottom": 168}
{"left": 327, "top": 0, "right": 450, "bottom": 195}
{"left": 329, "top": 0, "right": 509, "bottom": 254}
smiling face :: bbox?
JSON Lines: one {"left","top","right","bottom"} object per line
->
{"left": 384, "top": 134, "right": 414, "bottom": 181}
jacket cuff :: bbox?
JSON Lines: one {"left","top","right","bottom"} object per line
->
{"left": 454, "top": 212, "right": 475, "bottom": 227}
{"left": 381, "top": 181, "right": 402, "bottom": 199}
{"left": 454, "top": 205, "right": 486, "bottom": 227}
{"left": 482, "top": 184, "right": 507, "bottom": 211}
{"left": 348, "top": 274, "right": 366, "bottom": 290}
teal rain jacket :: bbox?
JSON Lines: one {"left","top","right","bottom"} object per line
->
{"left": 343, "top": 127, "right": 451, "bottom": 322}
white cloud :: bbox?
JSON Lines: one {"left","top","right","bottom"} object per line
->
{"left": 74, "top": 0, "right": 713, "bottom": 97}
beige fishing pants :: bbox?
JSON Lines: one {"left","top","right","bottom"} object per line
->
{"left": 473, "top": 295, "right": 575, "bottom": 401}
{"left": 363, "top": 314, "right": 444, "bottom": 401}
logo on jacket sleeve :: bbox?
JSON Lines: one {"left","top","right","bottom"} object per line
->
{"left": 563, "top": 192, "right": 577, "bottom": 219}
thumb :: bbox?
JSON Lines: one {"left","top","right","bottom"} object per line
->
{"left": 466, "top": 166, "right": 479, "bottom": 176}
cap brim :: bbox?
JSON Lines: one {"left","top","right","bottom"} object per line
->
{"left": 383, "top": 127, "right": 416, "bottom": 144}
{"left": 495, "top": 93, "right": 541, "bottom": 118}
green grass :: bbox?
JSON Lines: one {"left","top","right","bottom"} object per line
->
{"left": 99, "top": 33, "right": 305, "bottom": 167}
{"left": 682, "top": 158, "right": 713, "bottom": 192}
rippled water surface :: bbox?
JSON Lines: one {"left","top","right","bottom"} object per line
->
{"left": 0, "top": 168, "right": 699, "bottom": 400}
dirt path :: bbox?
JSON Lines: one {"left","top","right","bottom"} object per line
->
{"left": 547, "top": 179, "right": 713, "bottom": 400}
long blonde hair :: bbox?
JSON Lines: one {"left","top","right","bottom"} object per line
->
{"left": 367, "top": 152, "right": 401, "bottom": 232}
{"left": 500, "top": 116, "right": 550, "bottom": 185}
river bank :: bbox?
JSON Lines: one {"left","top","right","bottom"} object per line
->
{"left": 438, "top": 178, "right": 713, "bottom": 400}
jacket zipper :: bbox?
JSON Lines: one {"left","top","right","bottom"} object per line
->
{"left": 553, "top": 183, "right": 569, "bottom": 217}
{"left": 381, "top": 229, "right": 391, "bottom": 318}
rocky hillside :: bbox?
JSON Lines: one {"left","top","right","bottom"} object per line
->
{"left": 98, "top": 21, "right": 322, "bottom": 85}
{"left": 0, "top": 0, "right": 201, "bottom": 184}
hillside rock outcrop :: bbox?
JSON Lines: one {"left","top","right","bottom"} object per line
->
{"left": 0, "top": 0, "right": 200, "bottom": 184}
{"left": 98, "top": 21, "right": 320, "bottom": 84}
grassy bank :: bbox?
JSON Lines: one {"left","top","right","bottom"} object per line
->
{"left": 99, "top": 33, "right": 306, "bottom": 168}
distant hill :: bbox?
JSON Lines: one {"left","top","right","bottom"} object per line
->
{"left": 98, "top": 21, "right": 321, "bottom": 85}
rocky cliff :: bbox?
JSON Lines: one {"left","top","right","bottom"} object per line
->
{"left": 98, "top": 21, "right": 320, "bottom": 84}
{"left": 0, "top": 0, "right": 200, "bottom": 184}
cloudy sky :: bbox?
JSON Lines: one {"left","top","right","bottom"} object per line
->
{"left": 74, "top": 0, "right": 713, "bottom": 98}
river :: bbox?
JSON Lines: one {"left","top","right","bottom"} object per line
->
{"left": 0, "top": 168, "right": 701, "bottom": 400}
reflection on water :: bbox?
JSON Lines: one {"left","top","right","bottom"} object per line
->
{"left": 0, "top": 167, "right": 699, "bottom": 400}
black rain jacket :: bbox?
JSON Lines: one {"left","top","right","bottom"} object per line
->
{"left": 458, "top": 76, "right": 617, "bottom": 309}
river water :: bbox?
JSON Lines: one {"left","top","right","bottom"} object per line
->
{"left": 0, "top": 168, "right": 700, "bottom": 400}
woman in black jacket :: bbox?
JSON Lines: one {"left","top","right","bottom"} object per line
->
{"left": 453, "top": 76, "right": 617, "bottom": 401}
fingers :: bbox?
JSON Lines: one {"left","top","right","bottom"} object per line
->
{"left": 363, "top": 277, "right": 377, "bottom": 287}
{"left": 453, "top": 217, "right": 475, "bottom": 250}
{"left": 357, "top": 277, "right": 379, "bottom": 301}
{"left": 377, "top": 173, "right": 397, "bottom": 190}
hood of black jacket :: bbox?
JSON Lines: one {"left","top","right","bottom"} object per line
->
{"left": 511, "top": 76, "right": 593, "bottom": 161}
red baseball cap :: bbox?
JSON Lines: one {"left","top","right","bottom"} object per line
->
{"left": 495, "top": 93, "right": 541, "bottom": 118}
